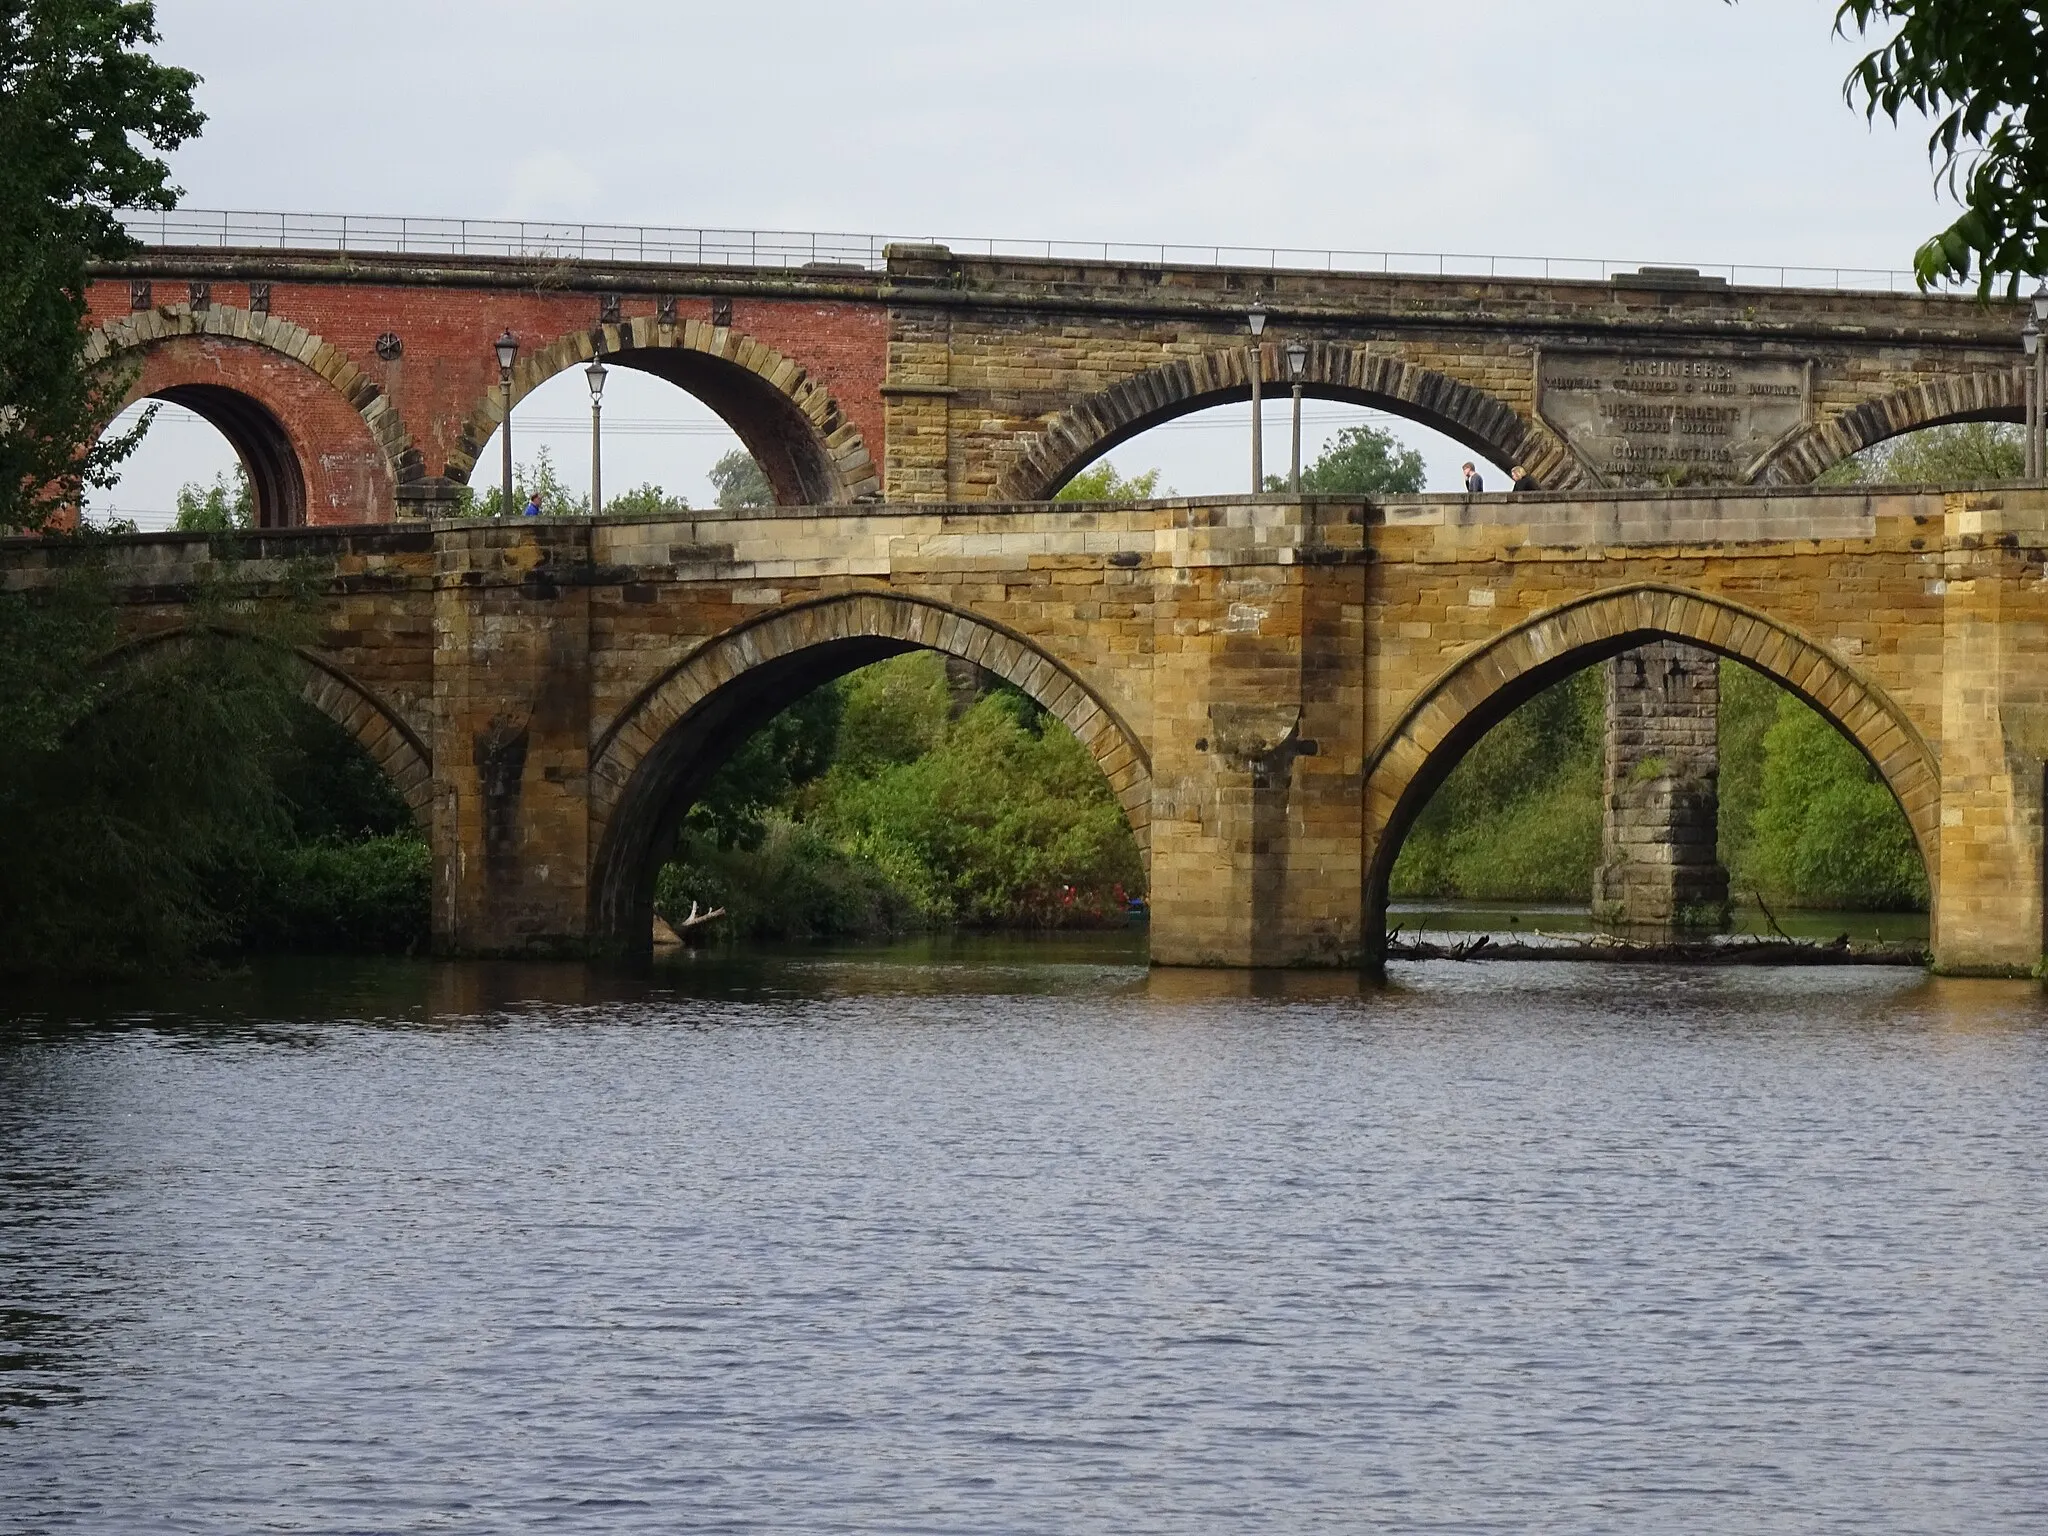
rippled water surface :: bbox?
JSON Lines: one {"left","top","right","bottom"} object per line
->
{"left": 6, "top": 939, "right": 2048, "bottom": 1533}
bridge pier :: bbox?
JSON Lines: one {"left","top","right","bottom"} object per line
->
{"left": 1143, "top": 510, "right": 1370, "bottom": 967}
{"left": 432, "top": 522, "right": 596, "bottom": 955}
{"left": 1592, "top": 642, "right": 1730, "bottom": 937}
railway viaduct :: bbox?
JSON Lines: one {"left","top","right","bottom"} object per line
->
{"left": 27, "top": 233, "right": 2044, "bottom": 972}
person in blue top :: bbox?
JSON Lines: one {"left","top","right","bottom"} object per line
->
{"left": 522, "top": 490, "right": 543, "bottom": 517}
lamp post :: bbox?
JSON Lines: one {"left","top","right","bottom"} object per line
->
{"left": 2033, "top": 283, "right": 2048, "bottom": 478}
{"left": 494, "top": 329, "right": 518, "bottom": 515}
{"left": 2027, "top": 318, "right": 2042, "bottom": 481}
{"left": 1285, "top": 340, "right": 1308, "bottom": 493}
{"left": 1247, "top": 304, "right": 1267, "bottom": 492}
{"left": 586, "top": 354, "right": 608, "bottom": 516}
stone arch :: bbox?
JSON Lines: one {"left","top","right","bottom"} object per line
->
{"left": 100, "top": 627, "right": 432, "bottom": 829}
{"left": 448, "top": 316, "right": 880, "bottom": 505}
{"left": 994, "top": 342, "right": 1582, "bottom": 500}
{"left": 1360, "top": 582, "right": 1940, "bottom": 954}
{"left": 85, "top": 305, "right": 419, "bottom": 524}
{"left": 1757, "top": 369, "right": 2025, "bottom": 485}
{"left": 586, "top": 591, "right": 1150, "bottom": 951}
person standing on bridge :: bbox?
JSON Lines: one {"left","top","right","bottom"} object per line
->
{"left": 1461, "top": 462, "right": 1485, "bottom": 494}
{"left": 523, "top": 489, "right": 543, "bottom": 518}
{"left": 1512, "top": 464, "right": 1538, "bottom": 492}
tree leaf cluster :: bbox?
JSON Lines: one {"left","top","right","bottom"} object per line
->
{"left": 0, "top": 0, "right": 201, "bottom": 532}
{"left": 709, "top": 449, "right": 772, "bottom": 509}
{"left": 1835, "top": 1, "right": 2048, "bottom": 293}
{"left": 174, "top": 467, "right": 254, "bottom": 530}
{"left": 657, "top": 652, "right": 1145, "bottom": 939}
{"left": 1267, "top": 424, "right": 1427, "bottom": 495}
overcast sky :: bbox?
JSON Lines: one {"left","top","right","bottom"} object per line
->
{"left": 97, "top": 1, "right": 1954, "bottom": 523}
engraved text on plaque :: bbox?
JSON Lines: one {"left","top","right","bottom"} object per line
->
{"left": 1536, "top": 352, "right": 1810, "bottom": 485}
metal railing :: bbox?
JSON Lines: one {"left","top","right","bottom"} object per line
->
{"left": 114, "top": 207, "right": 1929, "bottom": 293}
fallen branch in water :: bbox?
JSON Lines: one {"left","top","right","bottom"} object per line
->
{"left": 1385, "top": 933, "right": 1924, "bottom": 966}
{"left": 653, "top": 902, "right": 728, "bottom": 946}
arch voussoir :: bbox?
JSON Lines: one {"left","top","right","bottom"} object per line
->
{"left": 996, "top": 342, "right": 1561, "bottom": 501}
{"left": 1757, "top": 368, "right": 2025, "bottom": 484}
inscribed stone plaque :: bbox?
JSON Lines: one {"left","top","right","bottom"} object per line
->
{"left": 1536, "top": 351, "right": 1810, "bottom": 485}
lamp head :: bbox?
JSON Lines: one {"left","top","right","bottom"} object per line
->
{"left": 1285, "top": 340, "right": 1308, "bottom": 381}
{"left": 2027, "top": 319, "right": 2041, "bottom": 357}
{"left": 586, "top": 355, "right": 608, "bottom": 400}
{"left": 1247, "top": 305, "right": 1267, "bottom": 338}
{"left": 2032, "top": 282, "right": 2048, "bottom": 323}
{"left": 494, "top": 329, "right": 519, "bottom": 371}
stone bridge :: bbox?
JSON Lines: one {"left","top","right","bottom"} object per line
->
{"left": 10, "top": 484, "right": 2045, "bottom": 975}
{"left": 86, "top": 244, "right": 2028, "bottom": 525}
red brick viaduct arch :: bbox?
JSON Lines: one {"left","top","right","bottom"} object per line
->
{"left": 585, "top": 591, "right": 1150, "bottom": 950}
{"left": 86, "top": 305, "right": 415, "bottom": 526}
{"left": 448, "top": 316, "right": 881, "bottom": 505}
{"left": 995, "top": 343, "right": 1584, "bottom": 500}
{"left": 1360, "top": 582, "right": 1941, "bottom": 950}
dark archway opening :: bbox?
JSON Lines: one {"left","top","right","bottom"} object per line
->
{"left": 150, "top": 384, "right": 307, "bottom": 528}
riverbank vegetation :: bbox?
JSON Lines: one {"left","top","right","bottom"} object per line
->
{"left": 655, "top": 652, "right": 1145, "bottom": 942}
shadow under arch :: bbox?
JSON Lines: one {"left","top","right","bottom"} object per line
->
{"left": 1756, "top": 369, "right": 2024, "bottom": 485}
{"left": 995, "top": 342, "right": 1584, "bottom": 500}
{"left": 1359, "top": 583, "right": 1940, "bottom": 962}
{"left": 85, "top": 304, "right": 418, "bottom": 526}
{"left": 448, "top": 317, "right": 881, "bottom": 505}
{"left": 102, "top": 627, "right": 432, "bottom": 829}
{"left": 586, "top": 592, "right": 1151, "bottom": 954}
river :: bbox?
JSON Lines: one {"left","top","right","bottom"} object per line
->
{"left": 5, "top": 938, "right": 2047, "bottom": 1532}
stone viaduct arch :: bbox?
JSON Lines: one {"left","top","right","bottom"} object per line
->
{"left": 1759, "top": 369, "right": 2027, "bottom": 485}
{"left": 994, "top": 342, "right": 1585, "bottom": 501}
{"left": 448, "top": 316, "right": 881, "bottom": 505}
{"left": 1360, "top": 582, "right": 1941, "bottom": 951}
{"left": 586, "top": 591, "right": 1151, "bottom": 951}
{"left": 86, "top": 305, "right": 416, "bottom": 526}
{"left": 100, "top": 627, "right": 432, "bottom": 828}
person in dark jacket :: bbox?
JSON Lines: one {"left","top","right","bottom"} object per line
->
{"left": 1511, "top": 464, "right": 1538, "bottom": 491}
{"left": 1461, "top": 462, "right": 1484, "bottom": 494}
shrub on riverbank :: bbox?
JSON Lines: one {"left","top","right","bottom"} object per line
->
{"left": 655, "top": 653, "right": 1146, "bottom": 940}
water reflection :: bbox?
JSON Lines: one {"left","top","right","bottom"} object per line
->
{"left": 4, "top": 943, "right": 2048, "bottom": 1531}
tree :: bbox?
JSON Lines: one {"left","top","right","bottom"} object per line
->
{"left": 174, "top": 468, "right": 253, "bottom": 530}
{"left": 1266, "top": 424, "right": 1426, "bottom": 495}
{"left": 457, "top": 446, "right": 585, "bottom": 516}
{"left": 1054, "top": 462, "right": 1163, "bottom": 500}
{"left": 1835, "top": 2, "right": 2048, "bottom": 294}
{"left": 709, "top": 448, "right": 772, "bottom": 508}
{"left": 602, "top": 482, "right": 690, "bottom": 517}
{"left": 1818, "top": 420, "right": 2025, "bottom": 483}
{"left": 0, "top": 1, "right": 203, "bottom": 532}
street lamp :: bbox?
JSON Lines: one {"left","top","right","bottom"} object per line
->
{"left": 1285, "top": 340, "right": 1309, "bottom": 493}
{"left": 586, "top": 354, "right": 608, "bottom": 517}
{"left": 2027, "top": 316, "right": 2042, "bottom": 480}
{"left": 1247, "top": 303, "right": 1267, "bottom": 492}
{"left": 495, "top": 329, "right": 519, "bottom": 515}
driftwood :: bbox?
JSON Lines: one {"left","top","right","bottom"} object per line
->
{"left": 652, "top": 901, "right": 727, "bottom": 946}
{"left": 1384, "top": 931, "right": 1925, "bottom": 966}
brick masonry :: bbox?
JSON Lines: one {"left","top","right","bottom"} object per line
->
{"left": 9, "top": 483, "right": 2046, "bottom": 975}
{"left": 85, "top": 247, "right": 2030, "bottom": 527}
